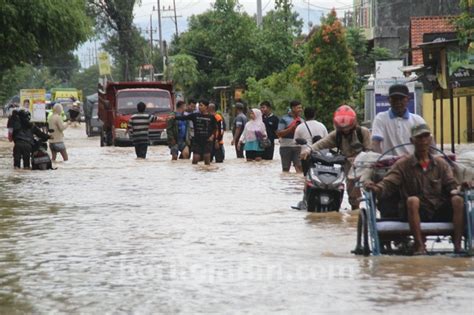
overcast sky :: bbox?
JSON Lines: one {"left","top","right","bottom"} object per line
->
{"left": 78, "top": 0, "right": 354, "bottom": 67}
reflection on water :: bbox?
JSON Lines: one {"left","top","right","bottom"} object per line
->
{"left": 0, "top": 122, "right": 472, "bottom": 313}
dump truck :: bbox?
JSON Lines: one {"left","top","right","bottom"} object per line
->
{"left": 98, "top": 81, "right": 174, "bottom": 146}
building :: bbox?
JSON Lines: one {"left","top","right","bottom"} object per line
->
{"left": 410, "top": 16, "right": 457, "bottom": 65}
{"left": 353, "top": 0, "right": 461, "bottom": 58}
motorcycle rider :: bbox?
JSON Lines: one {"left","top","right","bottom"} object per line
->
{"left": 8, "top": 109, "right": 50, "bottom": 169}
{"left": 300, "top": 105, "right": 371, "bottom": 210}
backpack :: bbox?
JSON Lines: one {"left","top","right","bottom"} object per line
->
{"left": 335, "top": 126, "right": 364, "bottom": 154}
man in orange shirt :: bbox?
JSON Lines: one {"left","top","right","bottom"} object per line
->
{"left": 209, "top": 102, "right": 225, "bottom": 163}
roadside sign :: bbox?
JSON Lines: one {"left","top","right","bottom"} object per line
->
{"left": 20, "top": 89, "right": 46, "bottom": 122}
{"left": 375, "top": 60, "right": 404, "bottom": 79}
{"left": 98, "top": 52, "right": 111, "bottom": 75}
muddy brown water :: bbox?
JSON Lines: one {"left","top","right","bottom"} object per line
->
{"left": 0, "top": 119, "right": 472, "bottom": 313}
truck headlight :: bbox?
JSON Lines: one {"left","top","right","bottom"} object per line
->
{"left": 115, "top": 128, "right": 129, "bottom": 139}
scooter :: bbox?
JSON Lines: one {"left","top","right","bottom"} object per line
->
{"left": 31, "top": 129, "right": 54, "bottom": 170}
{"left": 295, "top": 139, "right": 346, "bottom": 212}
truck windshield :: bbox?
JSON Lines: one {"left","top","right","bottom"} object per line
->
{"left": 117, "top": 90, "right": 171, "bottom": 114}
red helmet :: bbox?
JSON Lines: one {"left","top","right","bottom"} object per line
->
{"left": 333, "top": 105, "right": 357, "bottom": 130}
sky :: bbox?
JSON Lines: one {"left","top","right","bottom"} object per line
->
{"left": 77, "top": 0, "right": 354, "bottom": 68}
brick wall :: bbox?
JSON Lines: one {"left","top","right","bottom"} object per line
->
{"left": 410, "top": 16, "right": 456, "bottom": 65}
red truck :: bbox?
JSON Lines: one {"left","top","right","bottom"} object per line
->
{"left": 98, "top": 81, "right": 174, "bottom": 146}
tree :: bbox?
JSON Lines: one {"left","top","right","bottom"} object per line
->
{"left": 453, "top": 0, "right": 474, "bottom": 44}
{"left": 0, "top": 0, "right": 92, "bottom": 75}
{"left": 88, "top": 0, "right": 145, "bottom": 81}
{"left": 45, "top": 51, "right": 81, "bottom": 84}
{"left": 254, "top": 9, "right": 304, "bottom": 79}
{"left": 171, "top": 0, "right": 303, "bottom": 99}
{"left": 164, "top": 54, "right": 199, "bottom": 97}
{"left": 100, "top": 27, "right": 149, "bottom": 81}
{"left": 346, "top": 27, "right": 393, "bottom": 75}
{"left": 274, "top": 0, "right": 293, "bottom": 31}
{"left": 170, "top": 0, "right": 259, "bottom": 97}
{"left": 0, "top": 65, "right": 62, "bottom": 105}
{"left": 301, "top": 10, "right": 356, "bottom": 127}
{"left": 70, "top": 65, "right": 101, "bottom": 97}
{"left": 244, "top": 63, "right": 307, "bottom": 114}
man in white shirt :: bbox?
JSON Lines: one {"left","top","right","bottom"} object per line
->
{"left": 371, "top": 83, "right": 426, "bottom": 156}
{"left": 294, "top": 107, "right": 328, "bottom": 145}
{"left": 294, "top": 107, "right": 328, "bottom": 175}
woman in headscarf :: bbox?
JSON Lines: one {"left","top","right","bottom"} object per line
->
{"left": 48, "top": 103, "right": 69, "bottom": 162}
{"left": 238, "top": 108, "right": 268, "bottom": 161}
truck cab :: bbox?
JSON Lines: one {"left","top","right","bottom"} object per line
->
{"left": 98, "top": 81, "right": 174, "bottom": 146}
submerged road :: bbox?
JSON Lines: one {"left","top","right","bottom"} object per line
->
{"left": 0, "top": 118, "right": 473, "bottom": 313}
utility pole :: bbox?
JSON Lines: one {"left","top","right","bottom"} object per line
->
{"left": 149, "top": 14, "right": 154, "bottom": 61}
{"left": 256, "top": 0, "right": 262, "bottom": 28}
{"left": 307, "top": 0, "right": 310, "bottom": 33}
{"left": 162, "top": 3, "right": 182, "bottom": 38}
{"left": 155, "top": 0, "right": 163, "bottom": 55}
{"left": 172, "top": 0, "right": 178, "bottom": 35}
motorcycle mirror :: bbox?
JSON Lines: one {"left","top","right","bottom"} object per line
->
{"left": 295, "top": 138, "right": 307, "bottom": 145}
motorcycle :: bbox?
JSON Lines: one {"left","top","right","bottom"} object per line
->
{"left": 31, "top": 129, "right": 54, "bottom": 170}
{"left": 295, "top": 138, "right": 346, "bottom": 212}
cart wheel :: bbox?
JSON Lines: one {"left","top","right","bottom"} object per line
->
{"left": 353, "top": 211, "right": 364, "bottom": 255}
{"left": 361, "top": 208, "right": 371, "bottom": 256}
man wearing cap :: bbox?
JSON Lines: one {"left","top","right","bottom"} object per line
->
{"left": 365, "top": 124, "right": 464, "bottom": 254}
{"left": 371, "top": 83, "right": 427, "bottom": 155}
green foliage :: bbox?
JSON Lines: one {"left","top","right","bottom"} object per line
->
{"left": 88, "top": 0, "right": 144, "bottom": 80}
{"left": 70, "top": 65, "right": 101, "bottom": 97}
{"left": 346, "top": 27, "right": 393, "bottom": 75}
{"left": 255, "top": 10, "right": 304, "bottom": 78}
{"left": 164, "top": 54, "right": 199, "bottom": 96}
{"left": 369, "top": 47, "right": 393, "bottom": 62}
{"left": 45, "top": 52, "right": 81, "bottom": 83}
{"left": 171, "top": 0, "right": 303, "bottom": 99}
{"left": 346, "top": 28, "right": 367, "bottom": 61}
{"left": 301, "top": 10, "right": 356, "bottom": 127}
{"left": 243, "top": 63, "right": 307, "bottom": 115}
{"left": 0, "top": 65, "right": 62, "bottom": 105}
{"left": 0, "top": 0, "right": 92, "bottom": 74}
{"left": 454, "top": 0, "right": 474, "bottom": 44}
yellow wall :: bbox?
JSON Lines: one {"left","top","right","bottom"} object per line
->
{"left": 422, "top": 93, "right": 473, "bottom": 144}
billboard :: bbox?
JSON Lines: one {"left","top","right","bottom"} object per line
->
{"left": 20, "top": 89, "right": 46, "bottom": 122}
{"left": 448, "top": 43, "right": 474, "bottom": 89}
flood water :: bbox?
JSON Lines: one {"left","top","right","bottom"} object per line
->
{"left": 0, "top": 119, "right": 473, "bottom": 314}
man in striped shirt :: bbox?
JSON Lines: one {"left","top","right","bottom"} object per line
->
{"left": 127, "top": 101, "right": 157, "bottom": 159}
